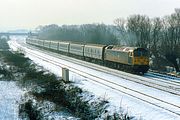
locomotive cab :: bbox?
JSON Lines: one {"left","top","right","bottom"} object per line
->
{"left": 132, "top": 48, "right": 149, "bottom": 73}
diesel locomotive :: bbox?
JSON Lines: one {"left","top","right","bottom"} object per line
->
{"left": 26, "top": 38, "right": 149, "bottom": 74}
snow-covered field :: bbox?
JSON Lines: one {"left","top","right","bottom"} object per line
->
{"left": 8, "top": 36, "right": 180, "bottom": 120}
{"left": 0, "top": 81, "right": 24, "bottom": 120}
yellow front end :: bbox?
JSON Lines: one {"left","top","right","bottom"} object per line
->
{"left": 133, "top": 57, "right": 149, "bottom": 66}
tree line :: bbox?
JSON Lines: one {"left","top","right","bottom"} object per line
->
{"left": 36, "top": 9, "right": 180, "bottom": 72}
{"left": 36, "top": 24, "right": 117, "bottom": 45}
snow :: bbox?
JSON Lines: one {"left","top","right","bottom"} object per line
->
{"left": 0, "top": 81, "right": 24, "bottom": 120}
{"left": 8, "top": 37, "right": 180, "bottom": 120}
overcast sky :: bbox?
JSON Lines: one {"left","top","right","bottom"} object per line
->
{"left": 0, "top": 0, "right": 179, "bottom": 31}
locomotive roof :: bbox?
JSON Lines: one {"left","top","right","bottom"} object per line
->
{"left": 108, "top": 46, "right": 142, "bottom": 52}
{"left": 114, "top": 46, "right": 135, "bottom": 50}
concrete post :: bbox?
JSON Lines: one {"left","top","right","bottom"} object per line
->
{"left": 62, "top": 68, "right": 69, "bottom": 81}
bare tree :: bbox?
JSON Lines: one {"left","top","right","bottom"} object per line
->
{"left": 161, "top": 9, "right": 180, "bottom": 72}
{"left": 114, "top": 18, "right": 127, "bottom": 45}
{"left": 114, "top": 18, "right": 126, "bottom": 32}
{"left": 114, "top": 18, "right": 138, "bottom": 46}
{"left": 127, "top": 15, "right": 151, "bottom": 48}
{"left": 150, "top": 17, "right": 163, "bottom": 56}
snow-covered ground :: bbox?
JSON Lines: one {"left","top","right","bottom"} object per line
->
{"left": 0, "top": 81, "right": 24, "bottom": 120}
{"left": 8, "top": 36, "right": 180, "bottom": 120}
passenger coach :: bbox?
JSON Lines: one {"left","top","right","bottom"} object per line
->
{"left": 84, "top": 44, "right": 106, "bottom": 64}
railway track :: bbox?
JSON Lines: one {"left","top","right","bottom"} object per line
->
{"left": 144, "top": 72, "right": 180, "bottom": 90}
{"left": 145, "top": 71, "right": 180, "bottom": 82}
{"left": 148, "top": 70, "right": 180, "bottom": 78}
{"left": 9, "top": 40, "right": 180, "bottom": 116}
{"left": 13, "top": 40, "right": 180, "bottom": 94}
{"left": 12, "top": 40, "right": 180, "bottom": 95}
{"left": 22, "top": 42, "right": 180, "bottom": 95}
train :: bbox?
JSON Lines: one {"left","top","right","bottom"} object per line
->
{"left": 26, "top": 38, "right": 149, "bottom": 74}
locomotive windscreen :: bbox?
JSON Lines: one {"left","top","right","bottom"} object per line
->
{"left": 134, "top": 48, "right": 148, "bottom": 57}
